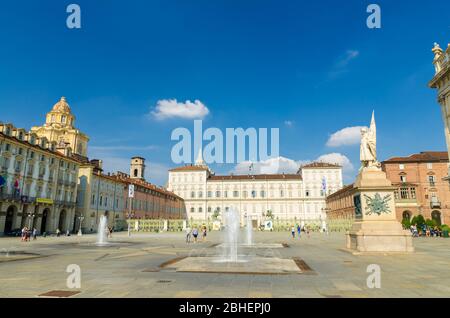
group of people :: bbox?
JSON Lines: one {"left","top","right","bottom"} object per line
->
{"left": 290, "top": 224, "right": 311, "bottom": 239}
{"left": 185, "top": 226, "right": 207, "bottom": 243}
{"left": 410, "top": 224, "right": 443, "bottom": 237}
{"left": 21, "top": 227, "right": 37, "bottom": 241}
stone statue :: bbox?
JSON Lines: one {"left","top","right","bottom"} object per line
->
{"left": 360, "top": 111, "right": 379, "bottom": 169}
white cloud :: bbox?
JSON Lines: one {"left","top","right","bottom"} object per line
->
{"left": 150, "top": 99, "right": 209, "bottom": 120}
{"left": 284, "top": 120, "right": 294, "bottom": 127}
{"left": 328, "top": 50, "right": 360, "bottom": 79}
{"left": 231, "top": 153, "right": 354, "bottom": 176}
{"left": 316, "top": 153, "right": 354, "bottom": 172}
{"left": 232, "top": 156, "right": 299, "bottom": 175}
{"left": 336, "top": 50, "right": 359, "bottom": 68}
{"left": 326, "top": 126, "right": 366, "bottom": 147}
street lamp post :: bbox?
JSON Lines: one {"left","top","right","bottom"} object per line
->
{"left": 77, "top": 215, "right": 84, "bottom": 236}
{"left": 28, "top": 212, "right": 35, "bottom": 229}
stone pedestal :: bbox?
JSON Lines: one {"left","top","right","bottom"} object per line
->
{"left": 346, "top": 167, "right": 414, "bottom": 253}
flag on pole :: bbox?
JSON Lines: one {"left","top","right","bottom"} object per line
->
{"left": 0, "top": 175, "right": 6, "bottom": 187}
{"left": 321, "top": 177, "right": 327, "bottom": 193}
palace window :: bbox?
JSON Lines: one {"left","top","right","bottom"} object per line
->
{"left": 260, "top": 190, "right": 265, "bottom": 198}
{"left": 191, "top": 191, "right": 195, "bottom": 198}
{"left": 251, "top": 190, "right": 257, "bottom": 198}
{"left": 243, "top": 191, "right": 248, "bottom": 198}
{"left": 199, "top": 207, "right": 203, "bottom": 213}
{"left": 190, "top": 207, "right": 195, "bottom": 213}
{"left": 428, "top": 176, "right": 436, "bottom": 186}
{"left": 280, "top": 190, "right": 284, "bottom": 197}
{"left": 198, "top": 191, "right": 203, "bottom": 198}
{"left": 216, "top": 191, "right": 221, "bottom": 198}
{"left": 400, "top": 175, "right": 407, "bottom": 183}
{"left": 61, "top": 115, "right": 66, "bottom": 123}
{"left": 233, "top": 191, "right": 239, "bottom": 198}
{"left": 400, "top": 188, "right": 409, "bottom": 199}
{"left": 207, "top": 191, "right": 212, "bottom": 198}
{"left": 399, "top": 164, "right": 405, "bottom": 170}
{"left": 410, "top": 187, "right": 416, "bottom": 199}
{"left": 207, "top": 207, "right": 211, "bottom": 213}
{"left": 427, "top": 163, "right": 433, "bottom": 170}
{"left": 305, "top": 190, "right": 310, "bottom": 197}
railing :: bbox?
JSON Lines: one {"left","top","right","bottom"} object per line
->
{"left": 0, "top": 193, "right": 35, "bottom": 203}
{"left": 54, "top": 200, "right": 76, "bottom": 208}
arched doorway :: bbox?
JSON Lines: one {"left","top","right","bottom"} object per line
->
{"left": 402, "top": 211, "right": 412, "bottom": 221}
{"left": 4, "top": 206, "right": 16, "bottom": 233}
{"left": 431, "top": 210, "right": 442, "bottom": 226}
{"left": 58, "top": 210, "right": 67, "bottom": 232}
{"left": 41, "top": 209, "right": 50, "bottom": 234}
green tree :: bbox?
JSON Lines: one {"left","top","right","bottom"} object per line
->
{"left": 411, "top": 214, "right": 425, "bottom": 227}
{"left": 401, "top": 218, "right": 411, "bottom": 229}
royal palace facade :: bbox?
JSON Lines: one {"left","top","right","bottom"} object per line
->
{"left": 167, "top": 154, "right": 343, "bottom": 226}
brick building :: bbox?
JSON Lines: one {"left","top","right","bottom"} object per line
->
{"left": 381, "top": 151, "right": 449, "bottom": 225}
{"left": 326, "top": 151, "right": 450, "bottom": 226}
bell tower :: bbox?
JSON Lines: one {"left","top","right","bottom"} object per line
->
{"left": 130, "top": 157, "right": 146, "bottom": 180}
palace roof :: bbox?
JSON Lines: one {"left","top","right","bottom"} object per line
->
{"left": 382, "top": 151, "right": 448, "bottom": 163}
{"left": 208, "top": 174, "right": 302, "bottom": 181}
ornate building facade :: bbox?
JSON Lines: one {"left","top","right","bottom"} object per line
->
{"left": 30, "top": 97, "right": 89, "bottom": 158}
{"left": 76, "top": 160, "right": 127, "bottom": 233}
{"left": 0, "top": 122, "right": 81, "bottom": 234}
{"left": 167, "top": 155, "right": 343, "bottom": 226}
{"left": 326, "top": 152, "right": 449, "bottom": 226}
{"left": 429, "top": 42, "right": 450, "bottom": 181}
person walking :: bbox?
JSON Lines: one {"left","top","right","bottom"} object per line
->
{"left": 202, "top": 226, "right": 207, "bottom": 242}
{"left": 25, "top": 227, "right": 30, "bottom": 242}
{"left": 32, "top": 228, "right": 37, "bottom": 240}
{"left": 297, "top": 224, "right": 301, "bottom": 239}
{"left": 291, "top": 226, "right": 295, "bottom": 239}
{"left": 192, "top": 227, "right": 199, "bottom": 243}
{"left": 185, "top": 227, "right": 191, "bottom": 243}
{"left": 305, "top": 225, "right": 310, "bottom": 238}
{"left": 21, "top": 227, "right": 26, "bottom": 242}
{"left": 56, "top": 228, "right": 61, "bottom": 237}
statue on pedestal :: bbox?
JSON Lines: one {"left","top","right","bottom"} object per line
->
{"left": 360, "top": 111, "right": 380, "bottom": 169}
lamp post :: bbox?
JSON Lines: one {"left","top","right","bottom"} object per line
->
{"left": 77, "top": 215, "right": 84, "bottom": 236}
{"left": 27, "top": 212, "right": 35, "bottom": 229}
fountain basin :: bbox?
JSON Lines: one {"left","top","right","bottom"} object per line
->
{"left": 168, "top": 256, "right": 302, "bottom": 274}
{"left": 217, "top": 243, "right": 286, "bottom": 249}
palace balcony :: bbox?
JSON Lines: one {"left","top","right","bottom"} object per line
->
{"left": 0, "top": 192, "right": 36, "bottom": 204}
{"left": 431, "top": 201, "right": 441, "bottom": 209}
{"left": 54, "top": 200, "right": 76, "bottom": 208}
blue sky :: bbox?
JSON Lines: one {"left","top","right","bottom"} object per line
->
{"left": 0, "top": 0, "right": 449, "bottom": 185}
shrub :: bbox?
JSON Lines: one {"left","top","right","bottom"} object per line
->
{"left": 402, "top": 219, "right": 411, "bottom": 229}
{"left": 411, "top": 215, "right": 425, "bottom": 226}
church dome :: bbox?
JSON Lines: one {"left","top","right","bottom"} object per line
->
{"left": 52, "top": 97, "right": 71, "bottom": 113}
